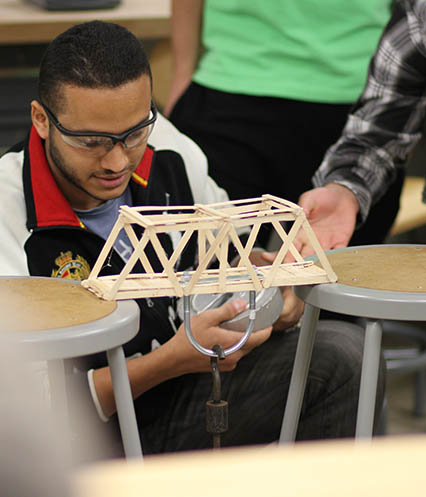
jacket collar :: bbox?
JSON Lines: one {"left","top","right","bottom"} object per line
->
{"left": 25, "top": 126, "right": 154, "bottom": 230}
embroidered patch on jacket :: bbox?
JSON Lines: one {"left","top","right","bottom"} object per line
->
{"left": 51, "top": 251, "right": 91, "bottom": 280}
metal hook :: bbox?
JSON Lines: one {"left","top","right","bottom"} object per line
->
{"left": 183, "top": 290, "right": 257, "bottom": 358}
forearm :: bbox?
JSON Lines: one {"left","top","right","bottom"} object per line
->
{"left": 92, "top": 341, "right": 183, "bottom": 418}
{"left": 313, "top": 0, "right": 426, "bottom": 223}
{"left": 91, "top": 299, "right": 272, "bottom": 418}
{"left": 170, "top": 0, "right": 204, "bottom": 80}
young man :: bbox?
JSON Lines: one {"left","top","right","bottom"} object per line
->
{"left": 0, "top": 21, "right": 383, "bottom": 456}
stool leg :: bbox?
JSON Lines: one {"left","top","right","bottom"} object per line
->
{"left": 47, "top": 359, "right": 71, "bottom": 445}
{"left": 279, "top": 303, "right": 320, "bottom": 443}
{"left": 107, "top": 346, "right": 143, "bottom": 459}
{"left": 47, "top": 359, "right": 69, "bottom": 422}
{"left": 414, "top": 369, "right": 425, "bottom": 417}
{"left": 355, "top": 319, "right": 383, "bottom": 439}
{"left": 47, "top": 360, "right": 74, "bottom": 464}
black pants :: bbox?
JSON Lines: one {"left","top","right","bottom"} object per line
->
{"left": 140, "top": 320, "right": 385, "bottom": 453}
{"left": 170, "top": 82, "right": 404, "bottom": 247}
{"left": 69, "top": 324, "right": 384, "bottom": 459}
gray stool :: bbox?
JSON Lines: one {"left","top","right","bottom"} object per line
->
{"left": 371, "top": 319, "right": 426, "bottom": 423}
{"left": 279, "top": 245, "right": 426, "bottom": 442}
{"left": 0, "top": 277, "right": 142, "bottom": 458}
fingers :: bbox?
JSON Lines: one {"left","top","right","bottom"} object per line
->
{"left": 333, "top": 241, "right": 349, "bottom": 250}
{"left": 299, "top": 242, "right": 316, "bottom": 258}
{"left": 297, "top": 189, "right": 318, "bottom": 217}
{"left": 260, "top": 250, "right": 294, "bottom": 264}
{"left": 273, "top": 287, "right": 304, "bottom": 331}
{"left": 200, "top": 298, "right": 272, "bottom": 345}
{"left": 202, "top": 298, "right": 247, "bottom": 326}
{"left": 260, "top": 251, "right": 276, "bottom": 264}
{"left": 249, "top": 326, "right": 272, "bottom": 345}
{"left": 282, "top": 288, "right": 304, "bottom": 316}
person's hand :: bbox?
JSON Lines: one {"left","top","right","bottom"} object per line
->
{"left": 258, "top": 251, "right": 304, "bottom": 330}
{"left": 163, "top": 75, "right": 192, "bottom": 117}
{"left": 296, "top": 183, "right": 360, "bottom": 257}
{"left": 170, "top": 299, "right": 272, "bottom": 374}
{"left": 272, "top": 286, "right": 304, "bottom": 331}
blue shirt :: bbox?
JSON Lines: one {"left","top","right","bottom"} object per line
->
{"left": 75, "top": 188, "right": 134, "bottom": 262}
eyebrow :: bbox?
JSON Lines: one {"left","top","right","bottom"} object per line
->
{"left": 42, "top": 101, "right": 155, "bottom": 136}
{"left": 67, "top": 110, "right": 152, "bottom": 135}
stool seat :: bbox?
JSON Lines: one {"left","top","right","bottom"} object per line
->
{"left": 0, "top": 276, "right": 117, "bottom": 330}
{"left": 0, "top": 276, "right": 142, "bottom": 458}
{"left": 0, "top": 276, "right": 139, "bottom": 359}
{"left": 280, "top": 245, "right": 426, "bottom": 442}
{"left": 294, "top": 275, "right": 426, "bottom": 322}
{"left": 302, "top": 245, "right": 426, "bottom": 319}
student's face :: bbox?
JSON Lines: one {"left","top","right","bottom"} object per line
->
{"left": 32, "top": 74, "right": 153, "bottom": 210}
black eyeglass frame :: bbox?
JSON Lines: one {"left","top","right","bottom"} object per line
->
{"left": 40, "top": 101, "right": 158, "bottom": 148}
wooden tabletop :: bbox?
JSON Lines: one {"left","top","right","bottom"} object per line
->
{"left": 0, "top": 0, "right": 170, "bottom": 44}
{"left": 390, "top": 176, "right": 426, "bottom": 235}
{"left": 73, "top": 435, "right": 426, "bottom": 497}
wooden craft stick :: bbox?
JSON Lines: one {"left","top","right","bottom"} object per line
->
{"left": 205, "top": 228, "right": 231, "bottom": 266}
{"left": 149, "top": 231, "right": 184, "bottom": 296}
{"left": 271, "top": 220, "right": 304, "bottom": 263}
{"left": 228, "top": 228, "right": 262, "bottom": 292}
{"left": 263, "top": 214, "right": 305, "bottom": 288}
{"left": 123, "top": 224, "right": 154, "bottom": 274}
{"left": 195, "top": 203, "right": 230, "bottom": 220}
{"left": 120, "top": 205, "right": 154, "bottom": 227}
{"left": 237, "top": 223, "right": 261, "bottom": 267}
{"left": 88, "top": 214, "right": 125, "bottom": 279}
{"left": 262, "top": 193, "right": 302, "bottom": 211}
{"left": 106, "top": 229, "right": 151, "bottom": 299}
{"left": 83, "top": 195, "right": 337, "bottom": 300}
{"left": 218, "top": 236, "right": 229, "bottom": 293}
{"left": 300, "top": 218, "right": 337, "bottom": 282}
{"left": 185, "top": 222, "right": 231, "bottom": 295}
{"left": 198, "top": 229, "right": 206, "bottom": 263}
{"left": 167, "top": 228, "right": 195, "bottom": 269}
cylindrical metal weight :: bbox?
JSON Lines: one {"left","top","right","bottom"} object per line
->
{"left": 206, "top": 400, "right": 228, "bottom": 435}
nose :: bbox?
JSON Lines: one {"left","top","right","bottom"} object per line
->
{"left": 100, "top": 142, "right": 130, "bottom": 172}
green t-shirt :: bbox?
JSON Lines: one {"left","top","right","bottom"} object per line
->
{"left": 193, "top": 0, "right": 392, "bottom": 103}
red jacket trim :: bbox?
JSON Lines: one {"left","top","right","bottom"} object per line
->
{"left": 28, "top": 127, "right": 154, "bottom": 228}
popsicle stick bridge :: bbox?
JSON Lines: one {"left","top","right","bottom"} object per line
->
{"left": 82, "top": 194, "right": 337, "bottom": 301}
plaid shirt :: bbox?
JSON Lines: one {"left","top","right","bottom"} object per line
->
{"left": 313, "top": 0, "right": 426, "bottom": 223}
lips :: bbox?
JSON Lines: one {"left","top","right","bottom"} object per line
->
{"left": 94, "top": 173, "right": 128, "bottom": 189}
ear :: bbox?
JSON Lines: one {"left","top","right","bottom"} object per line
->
{"left": 31, "top": 100, "right": 50, "bottom": 140}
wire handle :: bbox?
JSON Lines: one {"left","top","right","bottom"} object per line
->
{"left": 183, "top": 290, "right": 257, "bottom": 358}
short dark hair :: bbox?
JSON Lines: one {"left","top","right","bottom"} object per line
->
{"left": 38, "top": 21, "right": 152, "bottom": 113}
